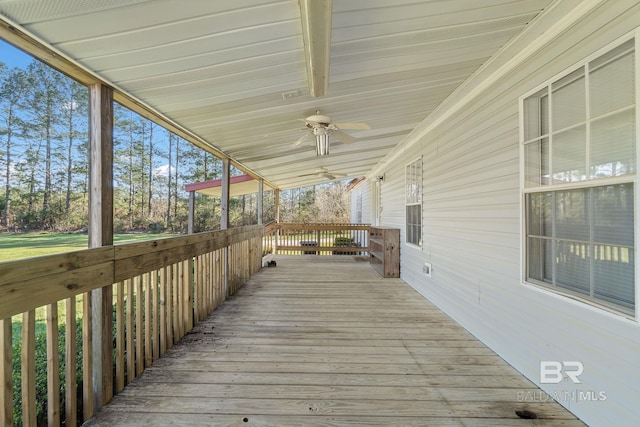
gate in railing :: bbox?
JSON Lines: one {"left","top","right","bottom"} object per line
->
{"left": 0, "top": 225, "right": 262, "bottom": 427}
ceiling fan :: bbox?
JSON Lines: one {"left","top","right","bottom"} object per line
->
{"left": 298, "top": 167, "right": 348, "bottom": 180}
{"left": 293, "top": 111, "right": 370, "bottom": 156}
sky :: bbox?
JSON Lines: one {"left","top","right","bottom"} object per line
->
{"left": 0, "top": 38, "right": 35, "bottom": 68}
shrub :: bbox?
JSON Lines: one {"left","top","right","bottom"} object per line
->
{"left": 333, "top": 237, "right": 360, "bottom": 255}
{"left": 334, "top": 237, "right": 355, "bottom": 246}
{"left": 12, "top": 321, "right": 84, "bottom": 426}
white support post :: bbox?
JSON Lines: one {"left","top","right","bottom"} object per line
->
{"left": 221, "top": 159, "right": 230, "bottom": 296}
{"left": 220, "top": 159, "right": 230, "bottom": 231}
{"left": 274, "top": 189, "right": 280, "bottom": 254}
{"left": 257, "top": 179, "right": 263, "bottom": 225}
{"left": 188, "top": 191, "right": 195, "bottom": 234}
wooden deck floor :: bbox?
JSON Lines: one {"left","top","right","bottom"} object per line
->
{"left": 86, "top": 255, "right": 584, "bottom": 426}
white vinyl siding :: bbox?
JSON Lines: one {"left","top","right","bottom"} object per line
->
{"left": 522, "top": 37, "right": 636, "bottom": 316}
{"left": 369, "top": 5, "right": 640, "bottom": 426}
{"left": 350, "top": 181, "right": 372, "bottom": 225}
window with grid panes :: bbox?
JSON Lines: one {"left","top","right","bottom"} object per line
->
{"left": 406, "top": 157, "right": 422, "bottom": 247}
{"left": 522, "top": 38, "right": 636, "bottom": 316}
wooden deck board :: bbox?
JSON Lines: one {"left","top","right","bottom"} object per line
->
{"left": 85, "top": 255, "right": 584, "bottom": 426}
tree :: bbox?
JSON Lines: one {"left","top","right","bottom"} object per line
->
{"left": 26, "top": 61, "right": 66, "bottom": 229}
{"left": 113, "top": 106, "right": 140, "bottom": 230}
{"left": 173, "top": 133, "right": 181, "bottom": 227}
{"left": 147, "top": 122, "right": 154, "bottom": 216}
{"left": 0, "top": 65, "right": 30, "bottom": 229}
{"left": 58, "top": 78, "right": 88, "bottom": 217}
{"left": 166, "top": 132, "right": 174, "bottom": 227}
{"left": 278, "top": 182, "right": 350, "bottom": 223}
{"left": 314, "top": 181, "right": 350, "bottom": 223}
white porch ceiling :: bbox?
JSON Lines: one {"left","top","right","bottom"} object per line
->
{"left": 0, "top": 0, "right": 553, "bottom": 189}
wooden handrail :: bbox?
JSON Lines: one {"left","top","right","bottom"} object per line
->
{"left": 0, "top": 225, "right": 263, "bottom": 426}
{"left": 0, "top": 226, "right": 262, "bottom": 319}
{"left": 269, "top": 222, "right": 370, "bottom": 231}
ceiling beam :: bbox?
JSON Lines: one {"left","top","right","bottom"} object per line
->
{"left": 299, "top": 0, "right": 332, "bottom": 97}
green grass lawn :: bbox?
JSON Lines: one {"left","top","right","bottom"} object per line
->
{"left": 0, "top": 231, "right": 179, "bottom": 262}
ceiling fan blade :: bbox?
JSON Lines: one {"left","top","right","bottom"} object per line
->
{"left": 323, "top": 173, "right": 336, "bottom": 180}
{"left": 293, "top": 130, "right": 313, "bottom": 146}
{"left": 298, "top": 167, "right": 327, "bottom": 178}
{"left": 335, "top": 122, "right": 371, "bottom": 130}
{"left": 332, "top": 130, "right": 357, "bottom": 144}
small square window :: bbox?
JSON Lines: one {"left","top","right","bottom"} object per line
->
{"left": 406, "top": 158, "right": 422, "bottom": 246}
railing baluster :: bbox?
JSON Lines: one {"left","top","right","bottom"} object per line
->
{"left": 144, "top": 273, "right": 152, "bottom": 368}
{"left": 194, "top": 256, "right": 201, "bottom": 324}
{"left": 115, "top": 282, "right": 125, "bottom": 393}
{"left": 159, "top": 268, "right": 167, "bottom": 356}
{"left": 210, "top": 252, "right": 215, "bottom": 310}
{"left": 65, "top": 297, "right": 77, "bottom": 427}
{"left": 176, "top": 262, "right": 184, "bottom": 340}
{"left": 174, "top": 264, "right": 180, "bottom": 340}
{"left": 82, "top": 294, "right": 93, "bottom": 421}
{"left": 200, "top": 254, "right": 206, "bottom": 317}
{"left": 125, "top": 279, "right": 134, "bottom": 385}
{"left": 135, "top": 276, "right": 143, "bottom": 376}
{"left": 152, "top": 270, "right": 159, "bottom": 362}
{"left": 46, "top": 303, "right": 61, "bottom": 426}
{"left": 1, "top": 318, "right": 12, "bottom": 427}
{"left": 167, "top": 265, "right": 174, "bottom": 347}
{"left": 184, "top": 259, "right": 193, "bottom": 332}
{"left": 201, "top": 254, "right": 206, "bottom": 315}
{"left": 22, "top": 310, "right": 36, "bottom": 427}
{"left": 214, "top": 250, "right": 220, "bottom": 309}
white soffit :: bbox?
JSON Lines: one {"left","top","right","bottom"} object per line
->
{"left": 0, "top": 0, "right": 554, "bottom": 189}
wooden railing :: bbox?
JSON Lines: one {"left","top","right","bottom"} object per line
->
{"left": 0, "top": 225, "right": 263, "bottom": 427}
{"left": 263, "top": 222, "right": 369, "bottom": 256}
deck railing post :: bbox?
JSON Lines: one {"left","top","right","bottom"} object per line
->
{"left": 88, "top": 83, "right": 114, "bottom": 412}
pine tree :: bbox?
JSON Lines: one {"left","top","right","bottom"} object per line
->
{"left": 0, "top": 65, "right": 30, "bottom": 229}
{"left": 26, "top": 62, "right": 66, "bottom": 229}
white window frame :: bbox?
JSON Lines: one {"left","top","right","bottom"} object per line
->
{"left": 519, "top": 32, "right": 639, "bottom": 319}
{"left": 405, "top": 157, "right": 423, "bottom": 248}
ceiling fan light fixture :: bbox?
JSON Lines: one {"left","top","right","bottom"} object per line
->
{"left": 314, "top": 127, "right": 330, "bottom": 156}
